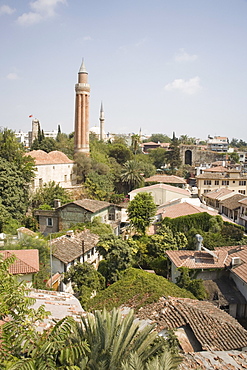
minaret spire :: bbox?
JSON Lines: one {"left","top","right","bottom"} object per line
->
{"left": 79, "top": 59, "right": 87, "bottom": 74}
{"left": 99, "top": 101, "right": 105, "bottom": 141}
{"left": 74, "top": 59, "right": 90, "bottom": 155}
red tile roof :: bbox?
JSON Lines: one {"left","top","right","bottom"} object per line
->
{"left": 239, "top": 198, "right": 247, "bottom": 205}
{"left": 137, "top": 296, "right": 247, "bottom": 351}
{"left": 167, "top": 245, "right": 247, "bottom": 284}
{"left": 145, "top": 175, "right": 186, "bottom": 184}
{"left": 51, "top": 230, "right": 99, "bottom": 264}
{"left": 219, "top": 194, "right": 246, "bottom": 210}
{"left": 0, "top": 250, "right": 39, "bottom": 274}
{"left": 216, "top": 245, "right": 247, "bottom": 284}
{"left": 204, "top": 166, "right": 228, "bottom": 172}
{"left": 129, "top": 184, "right": 190, "bottom": 197}
{"left": 203, "top": 188, "right": 234, "bottom": 200}
{"left": 158, "top": 202, "right": 220, "bottom": 219}
{"left": 26, "top": 150, "right": 73, "bottom": 165}
{"left": 166, "top": 249, "right": 228, "bottom": 270}
{"left": 58, "top": 199, "right": 111, "bottom": 213}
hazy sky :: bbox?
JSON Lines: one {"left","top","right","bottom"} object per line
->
{"left": 1, "top": 0, "right": 247, "bottom": 141}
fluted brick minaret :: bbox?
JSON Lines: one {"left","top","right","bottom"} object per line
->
{"left": 74, "top": 60, "right": 90, "bottom": 155}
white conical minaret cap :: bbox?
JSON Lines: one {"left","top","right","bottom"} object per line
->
{"left": 100, "top": 101, "right": 105, "bottom": 119}
{"left": 79, "top": 59, "right": 88, "bottom": 74}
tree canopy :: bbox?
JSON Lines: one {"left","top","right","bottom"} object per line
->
{"left": 127, "top": 192, "right": 157, "bottom": 235}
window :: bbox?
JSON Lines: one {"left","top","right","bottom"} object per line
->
{"left": 215, "top": 180, "right": 219, "bottom": 185}
{"left": 39, "top": 178, "right": 43, "bottom": 187}
{"left": 222, "top": 180, "right": 229, "bottom": 185}
{"left": 64, "top": 175, "right": 67, "bottom": 182}
{"left": 204, "top": 180, "right": 211, "bottom": 185}
{"left": 239, "top": 190, "right": 246, "bottom": 195}
{"left": 239, "top": 181, "right": 246, "bottom": 186}
{"left": 47, "top": 217, "right": 53, "bottom": 227}
{"left": 109, "top": 212, "right": 115, "bottom": 221}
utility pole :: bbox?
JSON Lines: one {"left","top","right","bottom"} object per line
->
{"left": 50, "top": 234, "right": 52, "bottom": 289}
{"left": 82, "top": 240, "right": 85, "bottom": 263}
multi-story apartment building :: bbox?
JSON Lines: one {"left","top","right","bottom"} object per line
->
{"left": 207, "top": 136, "right": 229, "bottom": 152}
{"left": 196, "top": 168, "right": 247, "bottom": 198}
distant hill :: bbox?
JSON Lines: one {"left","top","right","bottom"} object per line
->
{"left": 86, "top": 268, "right": 195, "bottom": 311}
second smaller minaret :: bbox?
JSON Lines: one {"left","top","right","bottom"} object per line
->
{"left": 99, "top": 102, "right": 105, "bottom": 141}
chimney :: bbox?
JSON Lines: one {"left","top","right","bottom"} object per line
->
{"left": 195, "top": 234, "right": 203, "bottom": 251}
{"left": 54, "top": 199, "right": 61, "bottom": 208}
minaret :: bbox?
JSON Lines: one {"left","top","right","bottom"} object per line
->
{"left": 74, "top": 60, "right": 90, "bottom": 155}
{"left": 99, "top": 101, "right": 105, "bottom": 141}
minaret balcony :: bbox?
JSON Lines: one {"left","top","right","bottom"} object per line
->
{"left": 75, "top": 83, "right": 90, "bottom": 92}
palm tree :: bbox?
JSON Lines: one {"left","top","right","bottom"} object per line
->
{"left": 131, "top": 134, "right": 141, "bottom": 155}
{"left": 78, "top": 307, "right": 178, "bottom": 370}
{"left": 121, "top": 351, "right": 182, "bottom": 370}
{"left": 121, "top": 160, "right": 143, "bottom": 192}
{"left": 6, "top": 308, "right": 181, "bottom": 370}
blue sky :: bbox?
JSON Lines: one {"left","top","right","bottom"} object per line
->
{"left": 1, "top": 0, "right": 247, "bottom": 141}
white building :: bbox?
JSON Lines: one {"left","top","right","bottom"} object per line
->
{"left": 26, "top": 150, "right": 76, "bottom": 190}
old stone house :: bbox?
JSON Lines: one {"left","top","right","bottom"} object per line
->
{"left": 26, "top": 150, "right": 76, "bottom": 190}
{"left": 34, "top": 199, "right": 122, "bottom": 235}
{"left": 49, "top": 229, "right": 99, "bottom": 292}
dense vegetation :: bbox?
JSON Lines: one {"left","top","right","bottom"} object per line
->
{"left": 162, "top": 212, "right": 247, "bottom": 249}
{"left": 0, "top": 256, "right": 182, "bottom": 369}
{"left": 86, "top": 268, "right": 195, "bottom": 312}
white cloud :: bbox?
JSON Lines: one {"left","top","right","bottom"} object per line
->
{"left": 0, "top": 5, "right": 16, "bottom": 15}
{"left": 17, "top": 0, "right": 66, "bottom": 26}
{"left": 164, "top": 76, "right": 202, "bottom": 95}
{"left": 83, "top": 36, "right": 92, "bottom": 41}
{"left": 175, "top": 48, "right": 198, "bottom": 62}
{"left": 6, "top": 73, "right": 19, "bottom": 80}
{"left": 135, "top": 38, "right": 148, "bottom": 47}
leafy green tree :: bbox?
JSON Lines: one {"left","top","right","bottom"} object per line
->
{"left": 31, "top": 181, "right": 72, "bottom": 209}
{"left": 179, "top": 135, "right": 196, "bottom": 145}
{"left": 145, "top": 133, "right": 171, "bottom": 143}
{"left": 87, "top": 268, "right": 195, "bottom": 312}
{"left": 121, "top": 160, "right": 144, "bottom": 192}
{"left": 228, "top": 151, "right": 240, "bottom": 163}
{"left": 147, "top": 227, "right": 179, "bottom": 258}
{"left": 149, "top": 147, "right": 168, "bottom": 169}
{"left": 176, "top": 267, "right": 207, "bottom": 300}
{"left": 74, "top": 152, "right": 93, "bottom": 182}
{"left": 4, "top": 235, "right": 50, "bottom": 290}
{"left": 63, "top": 262, "right": 105, "bottom": 307}
{"left": 108, "top": 143, "right": 133, "bottom": 165}
{"left": 85, "top": 171, "right": 115, "bottom": 201}
{"left": 97, "top": 235, "right": 134, "bottom": 284}
{"left": 166, "top": 133, "right": 181, "bottom": 174}
{"left": 0, "top": 254, "right": 49, "bottom": 363}
{"left": 127, "top": 192, "right": 157, "bottom": 235}
{"left": 31, "top": 137, "right": 57, "bottom": 152}
{"left": 55, "top": 132, "right": 74, "bottom": 158}
{"left": 0, "top": 159, "right": 31, "bottom": 221}
{"left": 0, "top": 128, "right": 35, "bottom": 183}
